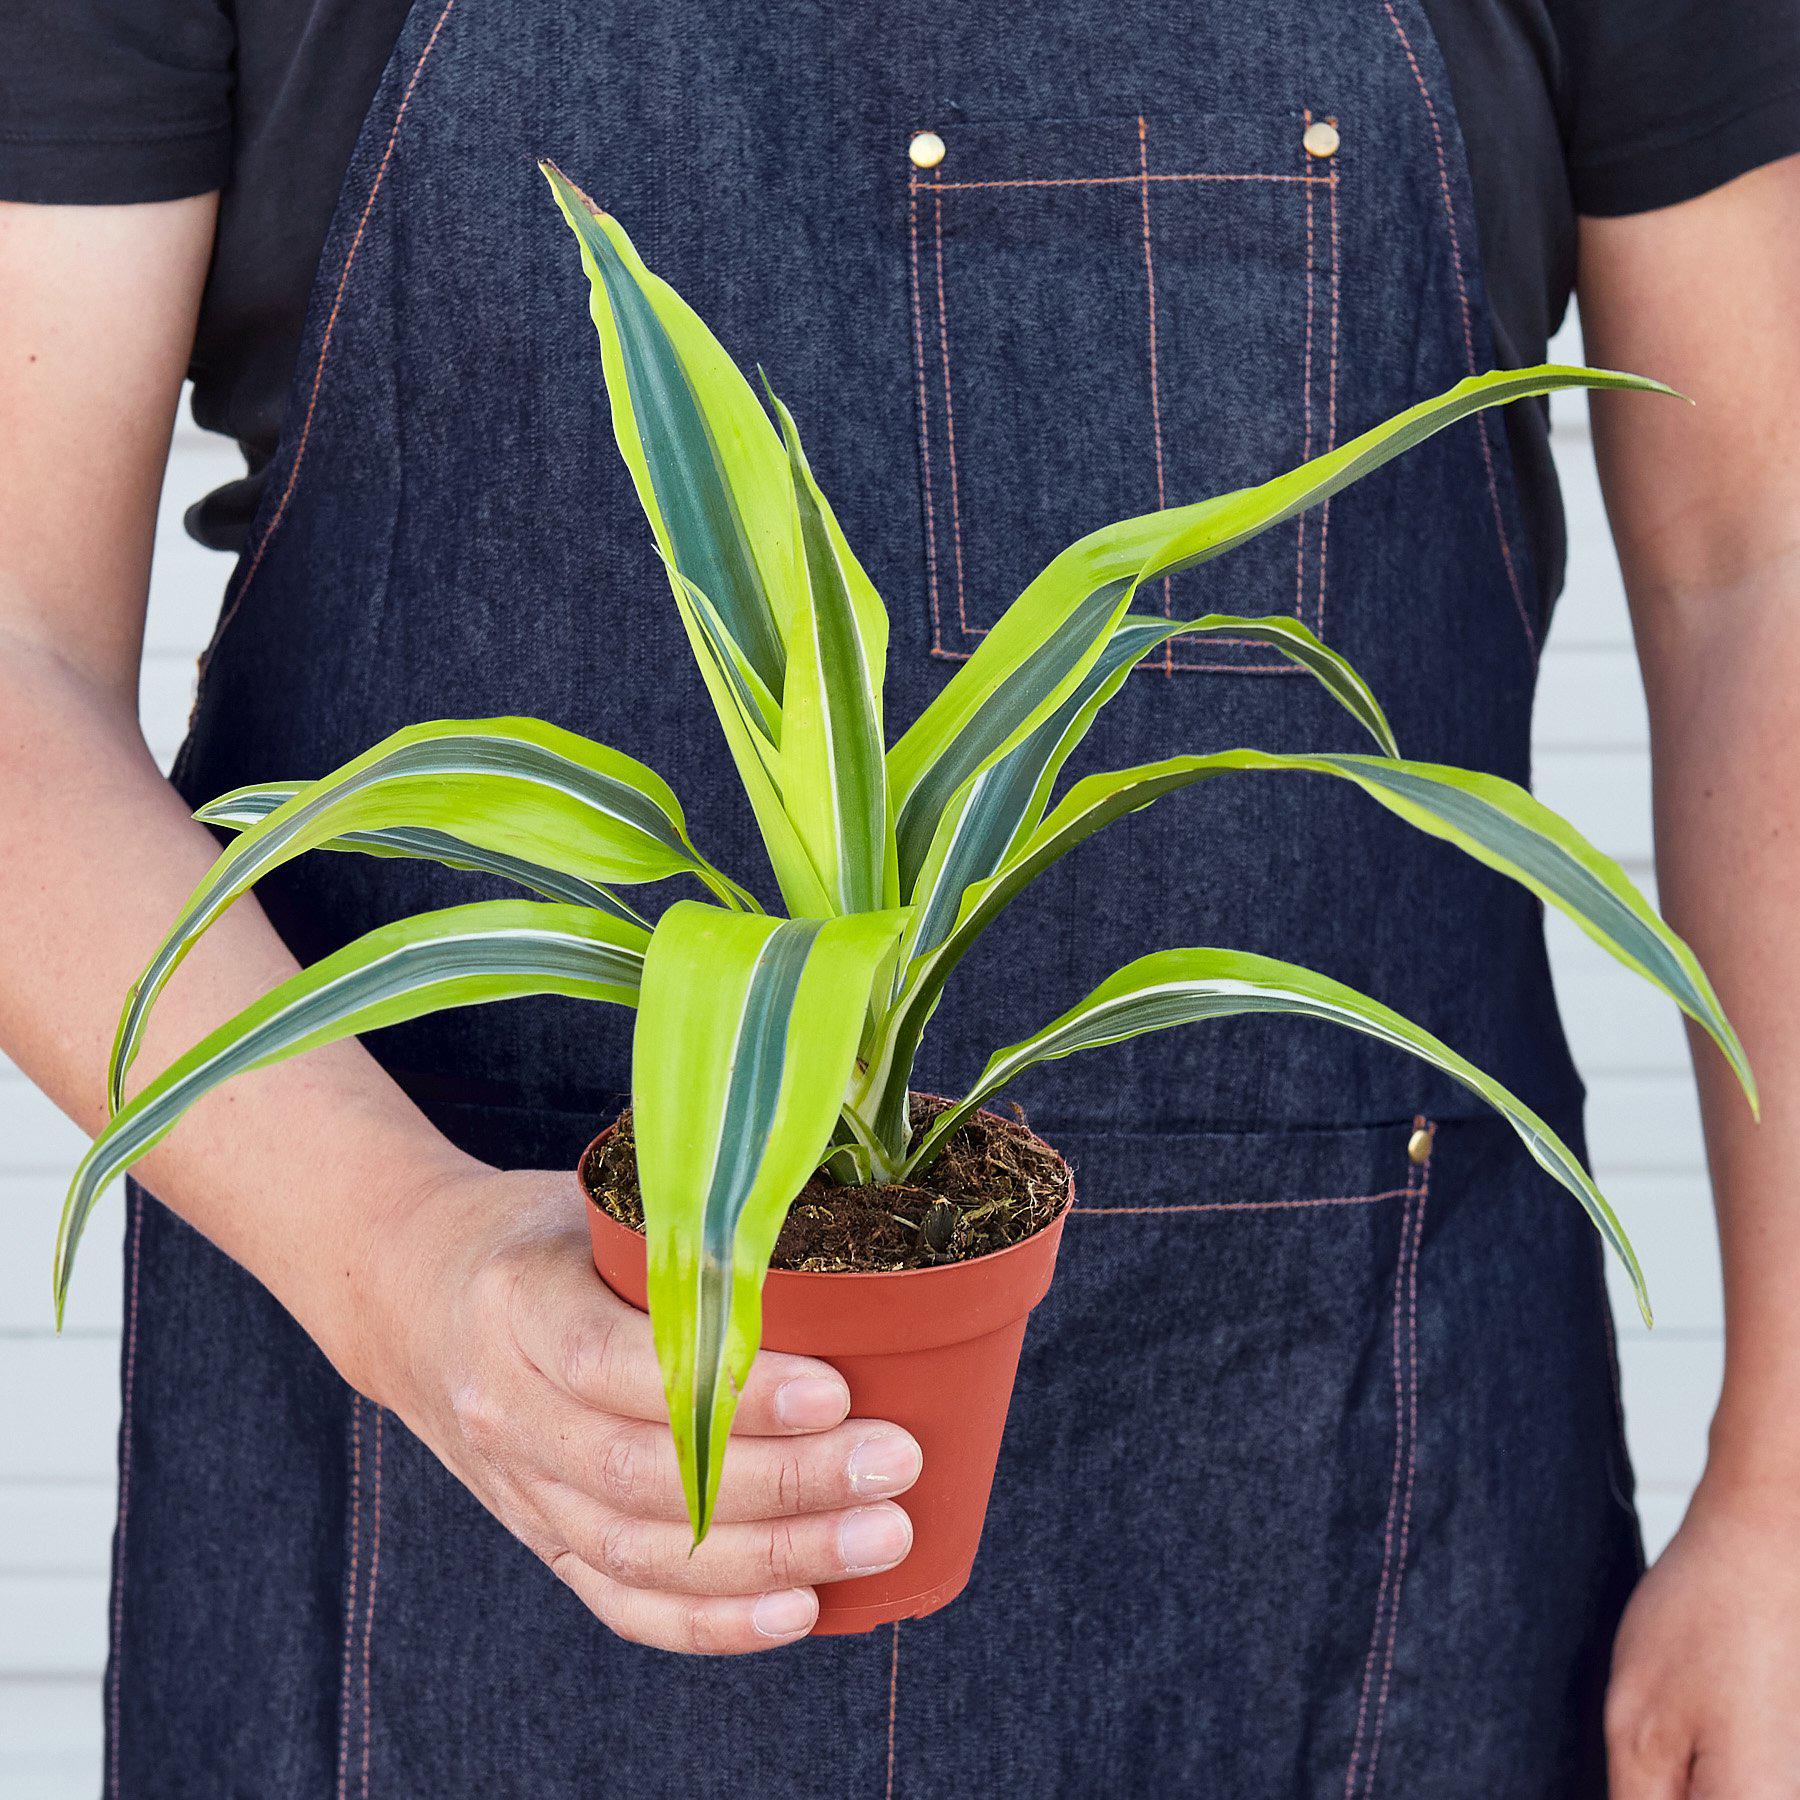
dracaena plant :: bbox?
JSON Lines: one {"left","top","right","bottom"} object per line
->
{"left": 60, "top": 162, "right": 1756, "bottom": 1544}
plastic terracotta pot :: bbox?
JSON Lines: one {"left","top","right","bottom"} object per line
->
{"left": 580, "top": 1112, "right": 1072, "bottom": 1635}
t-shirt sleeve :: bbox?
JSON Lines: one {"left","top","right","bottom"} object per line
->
{"left": 0, "top": 0, "right": 234, "bottom": 204}
{"left": 1559, "top": 0, "right": 1800, "bottom": 215}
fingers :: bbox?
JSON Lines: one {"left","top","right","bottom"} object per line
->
{"left": 1605, "top": 1696, "right": 1695, "bottom": 1800}
{"left": 551, "top": 1552, "right": 820, "bottom": 1656}
{"left": 546, "top": 1491, "right": 915, "bottom": 1598}
{"left": 514, "top": 1255, "right": 852, "bottom": 1435}
{"left": 553, "top": 1412, "right": 922, "bottom": 1524}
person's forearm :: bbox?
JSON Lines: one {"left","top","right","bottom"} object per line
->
{"left": 0, "top": 632, "right": 477, "bottom": 1372}
{"left": 1635, "top": 541, "right": 1800, "bottom": 1497}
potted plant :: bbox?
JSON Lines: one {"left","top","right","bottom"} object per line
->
{"left": 59, "top": 164, "right": 1755, "bottom": 1637}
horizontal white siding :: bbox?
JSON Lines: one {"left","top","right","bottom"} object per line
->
{"left": 0, "top": 341, "right": 1724, "bottom": 1788}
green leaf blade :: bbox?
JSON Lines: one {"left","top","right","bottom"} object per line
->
{"left": 766, "top": 388, "right": 893, "bottom": 913}
{"left": 62, "top": 901, "right": 648, "bottom": 1322}
{"left": 906, "top": 945, "right": 1649, "bottom": 1320}
{"left": 543, "top": 162, "right": 795, "bottom": 695}
{"left": 887, "top": 363, "right": 1666, "bottom": 895}
{"left": 196, "top": 782, "right": 650, "bottom": 926}
{"left": 632, "top": 902, "right": 909, "bottom": 1538}
{"left": 111, "top": 718, "right": 723, "bottom": 1113}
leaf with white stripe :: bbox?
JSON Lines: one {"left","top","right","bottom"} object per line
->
{"left": 857, "top": 744, "right": 1754, "bottom": 1153}
{"left": 1129, "top": 366, "right": 1676, "bottom": 589}
{"left": 904, "top": 945, "right": 1649, "bottom": 1319}
{"left": 196, "top": 782, "right": 649, "bottom": 926}
{"left": 903, "top": 612, "right": 1393, "bottom": 959}
{"left": 662, "top": 562, "right": 834, "bottom": 917}
{"left": 887, "top": 364, "right": 1671, "bottom": 891}
{"left": 61, "top": 901, "right": 649, "bottom": 1320}
{"left": 766, "top": 384, "right": 893, "bottom": 912}
{"left": 544, "top": 161, "right": 798, "bottom": 696}
{"left": 632, "top": 901, "right": 909, "bottom": 1538}
{"left": 111, "top": 717, "right": 740, "bottom": 1111}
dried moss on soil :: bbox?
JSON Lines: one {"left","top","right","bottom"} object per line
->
{"left": 581, "top": 1096, "right": 1069, "bottom": 1273}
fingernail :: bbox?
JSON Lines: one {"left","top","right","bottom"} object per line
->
{"left": 751, "top": 1588, "right": 817, "bottom": 1639}
{"left": 846, "top": 1431, "right": 923, "bottom": 1496}
{"left": 838, "top": 1503, "right": 912, "bottom": 1575}
{"left": 775, "top": 1375, "right": 848, "bottom": 1429}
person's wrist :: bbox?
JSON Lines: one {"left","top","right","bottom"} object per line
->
{"left": 290, "top": 1133, "right": 491, "bottom": 1410}
{"left": 1698, "top": 1389, "right": 1800, "bottom": 1526}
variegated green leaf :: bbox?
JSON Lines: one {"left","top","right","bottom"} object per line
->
{"left": 904, "top": 945, "right": 1649, "bottom": 1319}
{"left": 887, "top": 365, "right": 1673, "bottom": 893}
{"left": 196, "top": 782, "right": 649, "bottom": 927}
{"left": 858, "top": 743, "right": 1754, "bottom": 1156}
{"left": 1132, "top": 367, "right": 1678, "bottom": 586}
{"left": 765, "top": 384, "right": 893, "bottom": 912}
{"left": 661, "top": 562, "right": 835, "bottom": 917}
{"left": 633, "top": 901, "right": 909, "bottom": 1539}
{"left": 110, "top": 718, "right": 739, "bottom": 1112}
{"left": 902, "top": 611, "right": 1393, "bottom": 960}
{"left": 544, "top": 161, "right": 797, "bottom": 695}
{"left": 62, "top": 901, "right": 648, "bottom": 1321}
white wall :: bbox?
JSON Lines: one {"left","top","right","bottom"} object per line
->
{"left": 0, "top": 328, "right": 1723, "bottom": 1791}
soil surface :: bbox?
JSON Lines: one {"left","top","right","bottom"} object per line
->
{"left": 581, "top": 1095, "right": 1069, "bottom": 1273}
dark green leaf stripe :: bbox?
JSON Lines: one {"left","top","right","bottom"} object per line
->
{"left": 903, "top": 612, "right": 1393, "bottom": 960}
{"left": 1011, "top": 749, "right": 1752, "bottom": 1099}
{"left": 197, "top": 784, "right": 649, "bottom": 926}
{"left": 890, "top": 364, "right": 1664, "bottom": 894}
{"left": 688, "top": 918, "right": 823, "bottom": 1506}
{"left": 862, "top": 742, "right": 1754, "bottom": 1159}
{"left": 662, "top": 564, "right": 836, "bottom": 917}
{"left": 545, "top": 164, "right": 786, "bottom": 694}
{"left": 904, "top": 947, "right": 1647, "bottom": 1318}
{"left": 1137, "top": 367, "right": 1678, "bottom": 585}
{"left": 111, "top": 719, "right": 715, "bottom": 1111}
{"left": 633, "top": 902, "right": 909, "bottom": 1536}
{"left": 769, "top": 391, "right": 888, "bottom": 912}
{"left": 893, "top": 576, "right": 1131, "bottom": 892}
{"left": 61, "top": 902, "right": 648, "bottom": 1320}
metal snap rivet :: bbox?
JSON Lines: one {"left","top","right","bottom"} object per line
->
{"left": 1407, "top": 1126, "right": 1432, "bottom": 1166}
{"left": 909, "top": 130, "right": 947, "bottom": 170}
{"left": 1303, "top": 120, "right": 1340, "bottom": 160}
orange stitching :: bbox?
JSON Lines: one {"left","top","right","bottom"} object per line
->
{"left": 885, "top": 1620, "right": 902, "bottom": 1798}
{"left": 336, "top": 1395, "right": 364, "bottom": 1800}
{"left": 918, "top": 145, "right": 1321, "bottom": 671}
{"left": 193, "top": 0, "right": 458, "bottom": 698}
{"left": 1381, "top": 2, "right": 1535, "bottom": 661}
{"left": 926, "top": 172, "right": 1331, "bottom": 192}
{"left": 1316, "top": 154, "right": 1342, "bottom": 636}
{"left": 1294, "top": 113, "right": 1317, "bottom": 638}
{"left": 1363, "top": 1120, "right": 1433, "bottom": 1793}
{"left": 1135, "top": 118, "right": 1175, "bottom": 663}
{"left": 105, "top": 1193, "right": 144, "bottom": 1797}
{"left": 908, "top": 177, "right": 945, "bottom": 653}
{"left": 930, "top": 189, "right": 971, "bottom": 635}
{"left": 1343, "top": 1118, "right": 1433, "bottom": 1796}
{"left": 1343, "top": 1142, "right": 1419, "bottom": 1795}
{"left": 1073, "top": 1183, "right": 1412, "bottom": 1217}
{"left": 359, "top": 1408, "right": 384, "bottom": 1798}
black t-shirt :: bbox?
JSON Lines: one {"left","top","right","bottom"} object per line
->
{"left": 5, "top": 0, "right": 1799, "bottom": 595}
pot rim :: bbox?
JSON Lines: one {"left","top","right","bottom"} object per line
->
{"left": 579, "top": 1103, "right": 1074, "bottom": 1284}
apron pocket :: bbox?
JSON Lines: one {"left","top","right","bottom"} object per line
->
{"left": 890, "top": 1115, "right": 1434, "bottom": 1796}
{"left": 903, "top": 109, "right": 1342, "bottom": 674}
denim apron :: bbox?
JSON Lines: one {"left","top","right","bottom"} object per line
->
{"left": 109, "top": 2, "right": 1643, "bottom": 1793}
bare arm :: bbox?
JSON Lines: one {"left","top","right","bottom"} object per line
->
{"left": 0, "top": 199, "right": 916, "bottom": 1652}
{"left": 0, "top": 195, "right": 466, "bottom": 1353}
{"left": 1577, "top": 155, "right": 1800, "bottom": 1797}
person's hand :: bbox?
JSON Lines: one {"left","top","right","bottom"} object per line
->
{"left": 342, "top": 1161, "right": 922, "bottom": 1654}
{"left": 1606, "top": 1473, "right": 1800, "bottom": 1796}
